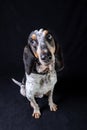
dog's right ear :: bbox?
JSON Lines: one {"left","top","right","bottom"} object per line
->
{"left": 23, "top": 45, "right": 36, "bottom": 75}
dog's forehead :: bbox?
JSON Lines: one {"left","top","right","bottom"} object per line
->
{"left": 30, "top": 29, "right": 48, "bottom": 40}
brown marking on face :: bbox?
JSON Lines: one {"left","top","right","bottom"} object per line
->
{"left": 48, "top": 41, "right": 56, "bottom": 55}
{"left": 43, "top": 30, "right": 48, "bottom": 36}
{"left": 31, "top": 34, "right": 37, "bottom": 40}
{"left": 50, "top": 46, "right": 56, "bottom": 54}
{"left": 33, "top": 52, "right": 38, "bottom": 58}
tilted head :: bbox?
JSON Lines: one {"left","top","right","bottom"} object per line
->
{"left": 23, "top": 28, "right": 64, "bottom": 74}
{"left": 28, "top": 29, "right": 56, "bottom": 66}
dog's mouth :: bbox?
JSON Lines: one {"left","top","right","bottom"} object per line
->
{"left": 36, "top": 58, "right": 53, "bottom": 74}
{"left": 41, "top": 59, "right": 53, "bottom": 66}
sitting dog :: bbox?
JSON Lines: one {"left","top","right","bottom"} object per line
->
{"left": 12, "top": 29, "right": 64, "bottom": 119}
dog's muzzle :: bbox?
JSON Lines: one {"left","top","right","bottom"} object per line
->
{"left": 41, "top": 53, "right": 52, "bottom": 62}
{"left": 40, "top": 51, "right": 52, "bottom": 63}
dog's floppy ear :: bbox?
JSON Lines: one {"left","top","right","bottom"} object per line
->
{"left": 55, "top": 42, "right": 64, "bottom": 72}
{"left": 23, "top": 45, "right": 36, "bottom": 75}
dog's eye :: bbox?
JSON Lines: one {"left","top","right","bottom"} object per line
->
{"left": 30, "top": 39, "right": 37, "bottom": 48}
{"left": 46, "top": 33, "right": 52, "bottom": 41}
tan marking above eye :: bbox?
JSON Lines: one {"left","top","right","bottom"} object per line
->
{"left": 31, "top": 34, "right": 37, "bottom": 40}
{"left": 43, "top": 30, "right": 48, "bottom": 36}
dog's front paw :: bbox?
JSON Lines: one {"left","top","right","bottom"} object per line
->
{"left": 50, "top": 103, "right": 58, "bottom": 111}
{"left": 32, "top": 110, "right": 41, "bottom": 119}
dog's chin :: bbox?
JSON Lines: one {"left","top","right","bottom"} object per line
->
{"left": 40, "top": 60, "right": 53, "bottom": 66}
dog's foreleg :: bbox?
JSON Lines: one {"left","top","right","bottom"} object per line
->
{"left": 48, "top": 90, "right": 57, "bottom": 111}
{"left": 29, "top": 97, "right": 41, "bottom": 119}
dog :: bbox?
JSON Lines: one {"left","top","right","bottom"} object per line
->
{"left": 12, "top": 28, "right": 64, "bottom": 119}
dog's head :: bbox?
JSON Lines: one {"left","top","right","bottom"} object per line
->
{"left": 28, "top": 29, "right": 56, "bottom": 65}
{"left": 24, "top": 29, "right": 64, "bottom": 74}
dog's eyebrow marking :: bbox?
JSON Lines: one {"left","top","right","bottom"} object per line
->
{"left": 43, "top": 30, "right": 48, "bottom": 36}
{"left": 31, "top": 34, "right": 37, "bottom": 40}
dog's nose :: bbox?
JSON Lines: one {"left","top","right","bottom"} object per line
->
{"left": 41, "top": 54, "right": 46, "bottom": 60}
{"left": 41, "top": 52, "right": 52, "bottom": 61}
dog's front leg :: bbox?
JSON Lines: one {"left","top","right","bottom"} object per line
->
{"left": 48, "top": 90, "right": 58, "bottom": 111}
{"left": 29, "top": 97, "right": 41, "bottom": 119}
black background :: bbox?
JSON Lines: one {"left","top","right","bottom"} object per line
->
{"left": 0, "top": 0, "right": 87, "bottom": 130}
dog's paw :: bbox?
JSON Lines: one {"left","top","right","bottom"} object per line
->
{"left": 32, "top": 110, "right": 41, "bottom": 119}
{"left": 50, "top": 103, "right": 58, "bottom": 111}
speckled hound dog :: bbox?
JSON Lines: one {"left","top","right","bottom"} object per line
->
{"left": 12, "top": 29, "right": 64, "bottom": 119}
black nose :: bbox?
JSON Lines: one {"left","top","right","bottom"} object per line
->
{"left": 41, "top": 52, "right": 52, "bottom": 61}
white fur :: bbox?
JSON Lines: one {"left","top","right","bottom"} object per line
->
{"left": 25, "top": 62, "right": 57, "bottom": 118}
{"left": 25, "top": 68, "right": 57, "bottom": 99}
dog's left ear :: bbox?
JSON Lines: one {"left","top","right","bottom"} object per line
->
{"left": 55, "top": 43, "right": 64, "bottom": 72}
{"left": 23, "top": 45, "right": 36, "bottom": 75}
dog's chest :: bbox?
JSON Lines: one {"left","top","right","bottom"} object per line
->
{"left": 25, "top": 69, "right": 57, "bottom": 98}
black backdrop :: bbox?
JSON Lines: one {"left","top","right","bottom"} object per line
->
{"left": 0, "top": 0, "right": 87, "bottom": 130}
{"left": 0, "top": 0, "right": 87, "bottom": 80}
